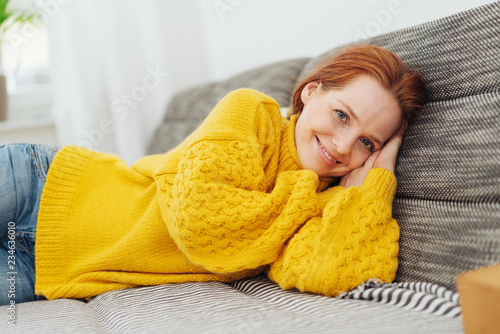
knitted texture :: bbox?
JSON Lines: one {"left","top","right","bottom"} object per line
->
{"left": 268, "top": 169, "right": 399, "bottom": 296}
{"left": 35, "top": 88, "right": 398, "bottom": 300}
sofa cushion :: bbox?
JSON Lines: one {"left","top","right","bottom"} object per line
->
{"left": 296, "top": 2, "right": 500, "bottom": 290}
{"left": 147, "top": 58, "right": 310, "bottom": 154}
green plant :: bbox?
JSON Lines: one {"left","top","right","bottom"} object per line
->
{"left": 0, "top": 0, "right": 39, "bottom": 47}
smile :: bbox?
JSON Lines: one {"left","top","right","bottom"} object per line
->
{"left": 315, "top": 136, "right": 340, "bottom": 165}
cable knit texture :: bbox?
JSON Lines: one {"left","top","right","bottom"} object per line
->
{"left": 35, "top": 88, "right": 399, "bottom": 300}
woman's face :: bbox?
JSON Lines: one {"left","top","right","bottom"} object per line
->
{"left": 294, "top": 75, "right": 402, "bottom": 181}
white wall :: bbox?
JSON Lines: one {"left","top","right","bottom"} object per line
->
{"left": 195, "top": 0, "right": 497, "bottom": 83}
{"left": 3, "top": 1, "right": 496, "bottom": 150}
{"left": 154, "top": 1, "right": 210, "bottom": 94}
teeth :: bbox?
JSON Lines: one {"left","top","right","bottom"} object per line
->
{"left": 322, "top": 147, "right": 336, "bottom": 162}
{"left": 317, "top": 137, "right": 337, "bottom": 163}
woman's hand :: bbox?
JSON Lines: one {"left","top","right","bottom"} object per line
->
{"left": 339, "top": 132, "right": 403, "bottom": 188}
{"left": 372, "top": 131, "right": 403, "bottom": 173}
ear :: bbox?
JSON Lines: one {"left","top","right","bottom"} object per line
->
{"left": 301, "top": 81, "right": 321, "bottom": 105}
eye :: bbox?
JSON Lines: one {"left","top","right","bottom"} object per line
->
{"left": 336, "top": 110, "right": 347, "bottom": 121}
{"left": 360, "top": 138, "right": 374, "bottom": 151}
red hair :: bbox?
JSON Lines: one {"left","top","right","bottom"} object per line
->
{"left": 293, "top": 44, "right": 426, "bottom": 133}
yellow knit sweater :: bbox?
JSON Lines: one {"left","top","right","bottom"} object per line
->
{"left": 35, "top": 88, "right": 399, "bottom": 301}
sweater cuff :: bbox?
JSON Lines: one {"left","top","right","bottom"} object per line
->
{"left": 360, "top": 168, "right": 397, "bottom": 205}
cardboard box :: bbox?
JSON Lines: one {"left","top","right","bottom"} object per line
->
{"left": 456, "top": 263, "right": 500, "bottom": 334}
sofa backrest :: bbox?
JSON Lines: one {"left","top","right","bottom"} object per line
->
{"left": 146, "top": 58, "right": 310, "bottom": 154}
{"left": 296, "top": 2, "right": 500, "bottom": 291}
{"left": 147, "top": 2, "right": 500, "bottom": 291}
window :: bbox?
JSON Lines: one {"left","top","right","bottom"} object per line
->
{"left": 1, "top": 0, "right": 52, "bottom": 121}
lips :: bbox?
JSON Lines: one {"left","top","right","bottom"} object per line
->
{"left": 315, "top": 136, "right": 341, "bottom": 166}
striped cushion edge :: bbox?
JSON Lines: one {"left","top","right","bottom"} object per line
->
{"left": 231, "top": 277, "right": 461, "bottom": 318}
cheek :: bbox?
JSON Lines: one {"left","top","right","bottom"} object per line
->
{"left": 347, "top": 150, "right": 371, "bottom": 170}
{"left": 316, "top": 121, "right": 336, "bottom": 135}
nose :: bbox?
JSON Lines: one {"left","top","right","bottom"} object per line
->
{"left": 332, "top": 133, "right": 356, "bottom": 157}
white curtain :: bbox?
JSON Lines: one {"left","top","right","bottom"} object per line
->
{"left": 47, "top": 0, "right": 171, "bottom": 165}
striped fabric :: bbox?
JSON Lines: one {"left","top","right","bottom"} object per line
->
{"left": 10, "top": 277, "right": 463, "bottom": 334}
{"left": 337, "top": 279, "right": 461, "bottom": 318}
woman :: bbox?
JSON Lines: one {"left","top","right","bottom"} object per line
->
{"left": 0, "top": 44, "right": 426, "bottom": 305}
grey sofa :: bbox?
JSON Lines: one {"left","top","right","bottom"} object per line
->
{"left": 12, "top": 2, "right": 499, "bottom": 333}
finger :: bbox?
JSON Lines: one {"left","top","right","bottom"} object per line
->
{"left": 373, "top": 134, "right": 403, "bottom": 171}
{"left": 386, "top": 131, "right": 404, "bottom": 146}
{"left": 364, "top": 150, "right": 380, "bottom": 169}
{"left": 381, "top": 133, "right": 403, "bottom": 158}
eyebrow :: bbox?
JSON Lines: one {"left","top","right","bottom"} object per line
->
{"left": 337, "top": 99, "right": 385, "bottom": 148}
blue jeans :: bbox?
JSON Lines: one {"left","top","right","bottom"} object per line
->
{"left": 0, "top": 143, "right": 60, "bottom": 306}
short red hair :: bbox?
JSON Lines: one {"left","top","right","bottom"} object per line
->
{"left": 293, "top": 44, "right": 426, "bottom": 133}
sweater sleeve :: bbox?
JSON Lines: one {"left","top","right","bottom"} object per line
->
{"left": 267, "top": 168, "right": 400, "bottom": 297}
{"left": 161, "top": 138, "right": 324, "bottom": 275}
{"left": 151, "top": 89, "right": 327, "bottom": 276}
